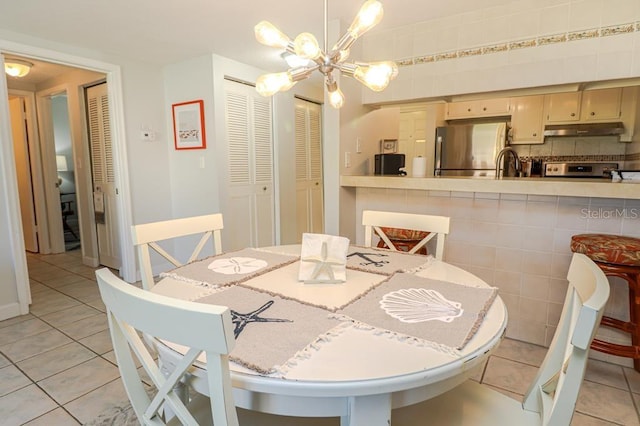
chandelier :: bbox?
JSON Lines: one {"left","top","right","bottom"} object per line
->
{"left": 254, "top": 0, "right": 398, "bottom": 109}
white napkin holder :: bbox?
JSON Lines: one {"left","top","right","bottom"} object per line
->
{"left": 298, "top": 233, "right": 349, "bottom": 284}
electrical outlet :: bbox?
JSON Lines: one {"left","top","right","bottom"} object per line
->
{"left": 344, "top": 152, "right": 351, "bottom": 168}
{"left": 356, "top": 137, "right": 362, "bottom": 153}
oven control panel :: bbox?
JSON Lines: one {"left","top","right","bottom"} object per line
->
{"left": 544, "top": 162, "right": 618, "bottom": 178}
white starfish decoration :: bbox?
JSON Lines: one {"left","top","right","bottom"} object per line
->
{"left": 302, "top": 241, "right": 345, "bottom": 284}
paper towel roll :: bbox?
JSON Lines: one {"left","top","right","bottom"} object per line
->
{"left": 412, "top": 156, "right": 427, "bottom": 177}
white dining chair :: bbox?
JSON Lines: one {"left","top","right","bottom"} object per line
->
{"left": 362, "top": 210, "right": 450, "bottom": 260}
{"left": 391, "top": 252, "right": 610, "bottom": 426}
{"left": 131, "top": 213, "right": 224, "bottom": 289}
{"left": 95, "top": 267, "right": 238, "bottom": 426}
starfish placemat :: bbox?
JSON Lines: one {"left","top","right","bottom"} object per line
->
{"left": 337, "top": 272, "right": 498, "bottom": 350}
{"left": 196, "top": 286, "right": 340, "bottom": 374}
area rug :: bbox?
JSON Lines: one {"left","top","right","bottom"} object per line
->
{"left": 83, "top": 401, "right": 138, "bottom": 426}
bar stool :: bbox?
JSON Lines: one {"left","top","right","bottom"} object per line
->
{"left": 376, "top": 227, "right": 429, "bottom": 255}
{"left": 570, "top": 233, "right": 640, "bottom": 371}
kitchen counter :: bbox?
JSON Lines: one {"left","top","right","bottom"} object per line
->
{"left": 340, "top": 175, "right": 640, "bottom": 200}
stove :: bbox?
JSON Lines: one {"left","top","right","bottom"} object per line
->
{"left": 544, "top": 162, "right": 618, "bottom": 178}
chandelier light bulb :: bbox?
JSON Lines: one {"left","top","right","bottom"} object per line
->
{"left": 327, "top": 85, "right": 345, "bottom": 109}
{"left": 353, "top": 64, "right": 391, "bottom": 92}
{"left": 293, "top": 33, "right": 322, "bottom": 60}
{"left": 369, "top": 61, "right": 399, "bottom": 80}
{"left": 256, "top": 72, "right": 293, "bottom": 97}
{"left": 254, "top": 21, "right": 291, "bottom": 49}
{"left": 348, "top": 0, "right": 384, "bottom": 38}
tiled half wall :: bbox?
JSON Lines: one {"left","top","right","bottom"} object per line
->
{"left": 354, "top": 187, "right": 640, "bottom": 367}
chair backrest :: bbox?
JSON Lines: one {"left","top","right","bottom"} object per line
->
{"left": 522, "top": 253, "right": 610, "bottom": 425}
{"left": 95, "top": 268, "right": 238, "bottom": 426}
{"left": 362, "top": 210, "right": 451, "bottom": 260}
{"left": 131, "top": 213, "right": 224, "bottom": 289}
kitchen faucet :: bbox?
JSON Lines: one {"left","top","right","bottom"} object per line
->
{"left": 495, "top": 147, "right": 521, "bottom": 178}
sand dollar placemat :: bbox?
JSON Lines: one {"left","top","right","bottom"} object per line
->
{"left": 337, "top": 272, "right": 498, "bottom": 350}
{"left": 159, "top": 248, "right": 298, "bottom": 288}
{"left": 196, "top": 286, "right": 339, "bottom": 375}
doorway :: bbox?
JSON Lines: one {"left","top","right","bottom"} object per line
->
{"left": 4, "top": 55, "right": 122, "bottom": 270}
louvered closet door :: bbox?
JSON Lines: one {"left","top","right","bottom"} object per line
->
{"left": 224, "top": 80, "right": 274, "bottom": 250}
{"left": 86, "top": 82, "right": 120, "bottom": 268}
{"left": 295, "top": 99, "right": 323, "bottom": 241}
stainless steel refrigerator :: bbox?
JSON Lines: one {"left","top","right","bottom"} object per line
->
{"left": 434, "top": 122, "right": 508, "bottom": 177}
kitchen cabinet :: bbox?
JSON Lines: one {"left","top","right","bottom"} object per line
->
{"left": 580, "top": 88, "right": 622, "bottom": 121}
{"left": 544, "top": 88, "right": 623, "bottom": 123}
{"left": 620, "top": 86, "right": 639, "bottom": 142}
{"left": 445, "top": 97, "right": 510, "bottom": 119}
{"left": 544, "top": 92, "right": 581, "bottom": 122}
{"left": 510, "top": 95, "right": 544, "bottom": 144}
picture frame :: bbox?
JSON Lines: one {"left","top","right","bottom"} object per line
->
{"left": 172, "top": 100, "right": 206, "bottom": 150}
{"left": 380, "top": 139, "right": 398, "bottom": 154}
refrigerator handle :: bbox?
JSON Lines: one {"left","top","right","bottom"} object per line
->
{"left": 434, "top": 134, "right": 443, "bottom": 176}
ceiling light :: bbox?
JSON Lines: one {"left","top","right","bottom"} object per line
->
{"left": 254, "top": 0, "right": 397, "bottom": 108}
{"left": 4, "top": 59, "right": 33, "bottom": 78}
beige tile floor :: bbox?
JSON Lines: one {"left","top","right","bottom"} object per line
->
{"left": 1, "top": 250, "right": 640, "bottom": 425}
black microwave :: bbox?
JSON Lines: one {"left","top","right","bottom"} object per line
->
{"left": 374, "top": 154, "right": 406, "bottom": 175}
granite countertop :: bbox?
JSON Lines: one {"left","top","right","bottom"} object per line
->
{"left": 340, "top": 175, "right": 640, "bottom": 200}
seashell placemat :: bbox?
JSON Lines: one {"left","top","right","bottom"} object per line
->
{"left": 336, "top": 272, "right": 498, "bottom": 350}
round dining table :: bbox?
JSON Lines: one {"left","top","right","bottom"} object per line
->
{"left": 152, "top": 244, "right": 508, "bottom": 426}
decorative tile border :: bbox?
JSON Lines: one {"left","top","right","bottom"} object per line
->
{"left": 626, "top": 152, "right": 640, "bottom": 161}
{"left": 522, "top": 155, "right": 626, "bottom": 162}
{"left": 396, "top": 21, "right": 640, "bottom": 65}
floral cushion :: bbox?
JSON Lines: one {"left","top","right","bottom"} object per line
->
{"left": 376, "top": 227, "right": 430, "bottom": 241}
{"left": 570, "top": 234, "right": 640, "bottom": 267}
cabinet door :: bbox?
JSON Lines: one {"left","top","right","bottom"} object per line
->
{"left": 544, "top": 92, "right": 581, "bottom": 122}
{"left": 580, "top": 88, "right": 622, "bottom": 121}
{"left": 510, "top": 95, "right": 544, "bottom": 144}
{"left": 446, "top": 98, "right": 510, "bottom": 119}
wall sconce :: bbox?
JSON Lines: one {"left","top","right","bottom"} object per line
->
{"left": 5, "top": 59, "right": 33, "bottom": 78}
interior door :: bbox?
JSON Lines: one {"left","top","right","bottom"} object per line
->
{"left": 9, "top": 97, "right": 38, "bottom": 252}
{"left": 224, "top": 79, "right": 275, "bottom": 251}
{"left": 294, "top": 98, "right": 323, "bottom": 241}
{"left": 86, "top": 82, "right": 120, "bottom": 269}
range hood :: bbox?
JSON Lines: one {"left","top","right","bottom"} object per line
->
{"left": 543, "top": 122, "right": 625, "bottom": 137}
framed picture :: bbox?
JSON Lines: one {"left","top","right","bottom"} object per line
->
{"left": 172, "top": 100, "right": 206, "bottom": 150}
{"left": 380, "top": 139, "right": 398, "bottom": 154}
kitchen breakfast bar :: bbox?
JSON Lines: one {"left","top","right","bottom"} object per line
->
{"left": 341, "top": 175, "right": 640, "bottom": 367}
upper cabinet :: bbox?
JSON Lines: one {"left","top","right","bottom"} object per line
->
{"left": 543, "top": 88, "right": 622, "bottom": 123}
{"left": 580, "top": 88, "right": 622, "bottom": 121}
{"left": 445, "top": 97, "right": 510, "bottom": 120}
{"left": 510, "top": 95, "right": 544, "bottom": 144}
{"left": 543, "top": 92, "right": 582, "bottom": 122}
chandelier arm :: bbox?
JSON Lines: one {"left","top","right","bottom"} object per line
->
{"left": 284, "top": 42, "right": 297, "bottom": 55}
{"left": 333, "top": 33, "right": 357, "bottom": 53}
{"left": 324, "top": 0, "right": 328, "bottom": 54}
